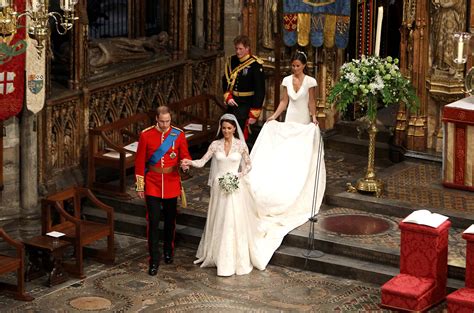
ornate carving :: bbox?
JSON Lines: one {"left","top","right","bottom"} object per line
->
{"left": 191, "top": 58, "right": 214, "bottom": 96}
{"left": 46, "top": 99, "right": 82, "bottom": 172}
{"left": 89, "top": 70, "right": 182, "bottom": 130}
{"left": 430, "top": 0, "right": 466, "bottom": 76}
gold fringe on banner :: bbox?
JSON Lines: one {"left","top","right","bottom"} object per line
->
{"left": 297, "top": 13, "right": 311, "bottom": 47}
{"left": 323, "top": 14, "right": 337, "bottom": 48}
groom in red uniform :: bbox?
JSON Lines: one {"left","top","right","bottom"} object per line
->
{"left": 135, "top": 106, "right": 191, "bottom": 276}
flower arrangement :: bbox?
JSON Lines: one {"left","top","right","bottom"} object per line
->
{"left": 327, "top": 55, "right": 419, "bottom": 121}
{"left": 218, "top": 172, "right": 240, "bottom": 193}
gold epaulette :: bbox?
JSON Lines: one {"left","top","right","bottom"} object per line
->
{"left": 252, "top": 55, "right": 264, "bottom": 64}
{"left": 141, "top": 125, "right": 155, "bottom": 133}
{"left": 171, "top": 125, "right": 183, "bottom": 132}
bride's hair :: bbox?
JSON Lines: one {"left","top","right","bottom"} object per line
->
{"left": 292, "top": 50, "right": 308, "bottom": 65}
{"left": 217, "top": 119, "right": 240, "bottom": 139}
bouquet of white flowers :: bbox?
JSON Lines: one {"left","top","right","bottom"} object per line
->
{"left": 327, "top": 55, "right": 418, "bottom": 120}
{"left": 218, "top": 172, "right": 239, "bottom": 193}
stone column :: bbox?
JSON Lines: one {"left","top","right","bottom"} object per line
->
{"left": 20, "top": 108, "right": 39, "bottom": 222}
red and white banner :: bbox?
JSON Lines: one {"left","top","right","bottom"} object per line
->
{"left": 0, "top": 0, "right": 26, "bottom": 121}
{"left": 26, "top": 0, "right": 46, "bottom": 114}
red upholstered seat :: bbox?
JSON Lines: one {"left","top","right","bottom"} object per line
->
{"left": 382, "top": 274, "right": 435, "bottom": 298}
{"left": 381, "top": 220, "right": 451, "bottom": 312}
{"left": 447, "top": 288, "right": 474, "bottom": 308}
{"left": 446, "top": 233, "right": 474, "bottom": 312}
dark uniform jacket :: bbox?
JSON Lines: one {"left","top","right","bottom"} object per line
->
{"left": 222, "top": 54, "right": 265, "bottom": 128}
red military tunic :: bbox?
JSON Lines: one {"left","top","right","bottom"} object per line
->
{"left": 135, "top": 125, "right": 191, "bottom": 198}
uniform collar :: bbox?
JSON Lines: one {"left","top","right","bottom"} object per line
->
{"left": 156, "top": 126, "right": 171, "bottom": 134}
{"left": 239, "top": 54, "right": 251, "bottom": 62}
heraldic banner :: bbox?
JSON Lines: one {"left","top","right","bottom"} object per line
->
{"left": 283, "top": 0, "right": 350, "bottom": 49}
{"left": 0, "top": 0, "right": 27, "bottom": 121}
{"left": 26, "top": 0, "right": 46, "bottom": 114}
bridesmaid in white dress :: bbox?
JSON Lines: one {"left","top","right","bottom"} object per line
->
{"left": 245, "top": 51, "right": 326, "bottom": 267}
{"left": 181, "top": 114, "right": 263, "bottom": 276}
{"left": 267, "top": 51, "right": 318, "bottom": 125}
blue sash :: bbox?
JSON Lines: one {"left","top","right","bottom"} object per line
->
{"left": 147, "top": 128, "right": 181, "bottom": 166}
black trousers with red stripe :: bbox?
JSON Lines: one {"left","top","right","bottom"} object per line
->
{"left": 145, "top": 196, "right": 177, "bottom": 265}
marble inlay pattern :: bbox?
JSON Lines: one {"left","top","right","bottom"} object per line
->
{"left": 383, "top": 162, "right": 474, "bottom": 212}
{"left": 7, "top": 247, "right": 393, "bottom": 312}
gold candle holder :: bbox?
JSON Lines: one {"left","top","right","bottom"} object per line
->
{"left": 347, "top": 118, "right": 384, "bottom": 197}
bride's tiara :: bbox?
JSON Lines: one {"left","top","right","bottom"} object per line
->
{"left": 296, "top": 50, "right": 307, "bottom": 61}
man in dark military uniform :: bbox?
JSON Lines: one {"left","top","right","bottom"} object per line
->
{"left": 222, "top": 35, "right": 265, "bottom": 140}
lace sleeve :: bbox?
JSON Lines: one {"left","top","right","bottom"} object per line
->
{"left": 239, "top": 141, "right": 252, "bottom": 177}
{"left": 191, "top": 141, "right": 217, "bottom": 168}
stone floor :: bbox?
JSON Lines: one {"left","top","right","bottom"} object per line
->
{"left": 1, "top": 146, "right": 473, "bottom": 312}
{"left": 3, "top": 235, "right": 395, "bottom": 312}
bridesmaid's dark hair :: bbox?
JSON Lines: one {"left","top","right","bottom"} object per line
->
{"left": 217, "top": 119, "right": 239, "bottom": 139}
{"left": 291, "top": 51, "right": 308, "bottom": 65}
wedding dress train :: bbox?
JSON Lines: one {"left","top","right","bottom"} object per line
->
{"left": 247, "top": 120, "right": 326, "bottom": 268}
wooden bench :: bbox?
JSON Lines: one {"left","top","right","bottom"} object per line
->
{"left": 88, "top": 112, "right": 154, "bottom": 198}
{"left": 88, "top": 94, "right": 225, "bottom": 198}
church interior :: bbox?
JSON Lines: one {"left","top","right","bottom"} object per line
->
{"left": 1, "top": 0, "right": 474, "bottom": 311}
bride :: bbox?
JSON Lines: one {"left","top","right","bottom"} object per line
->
{"left": 181, "top": 114, "right": 262, "bottom": 276}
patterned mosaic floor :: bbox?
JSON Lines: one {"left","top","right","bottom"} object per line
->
{"left": 382, "top": 161, "right": 474, "bottom": 212}
{"left": 323, "top": 149, "right": 474, "bottom": 213}
{"left": 2, "top": 237, "right": 395, "bottom": 313}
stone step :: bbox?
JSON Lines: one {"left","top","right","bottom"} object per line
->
{"left": 324, "top": 187, "right": 474, "bottom": 229}
{"left": 106, "top": 212, "right": 464, "bottom": 291}
{"left": 324, "top": 134, "right": 393, "bottom": 163}
{"left": 271, "top": 245, "right": 464, "bottom": 292}
{"left": 84, "top": 203, "right": 468, "bottom": 283}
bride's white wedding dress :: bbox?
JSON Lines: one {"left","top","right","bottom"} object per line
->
{"left": 191, "top": 138, "right": 263, "bottom": 276}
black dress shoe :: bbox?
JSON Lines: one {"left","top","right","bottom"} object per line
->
{"left": 148, "top": 263, "right": 159, "bottom": 276}
{"left": 164, "top": 251, "right": 173, "bottom": 264}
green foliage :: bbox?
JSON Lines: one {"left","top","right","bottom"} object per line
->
{"left": 327, "top": 55, "right": 419, "bottom": 121}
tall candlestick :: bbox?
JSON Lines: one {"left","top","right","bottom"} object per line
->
{"left": 374, "top": 6, "right": 383, "bottom": 57}
{"left": 60, "top": 0, "right": 70, "bottom": 11}
{"left": 457, "top": 40, "right": 464, "bottom": 63}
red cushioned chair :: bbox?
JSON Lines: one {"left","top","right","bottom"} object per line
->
{"left": 446, "top": 233, "right": 474, "bottom": 313}
{"left": 381, "top": 220, "right": 451, "bottom": 311}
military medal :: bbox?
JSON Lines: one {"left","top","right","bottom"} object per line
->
{"left": 170, "top": 151, "right": 176, "bottom": 159}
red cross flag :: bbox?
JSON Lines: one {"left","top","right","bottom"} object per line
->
{"left": 0, "top": 0, "right": 26, "bottom": 121}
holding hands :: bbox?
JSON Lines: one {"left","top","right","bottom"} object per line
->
{"left": 181, "top": 159, "right": 192, "bottom": 171}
